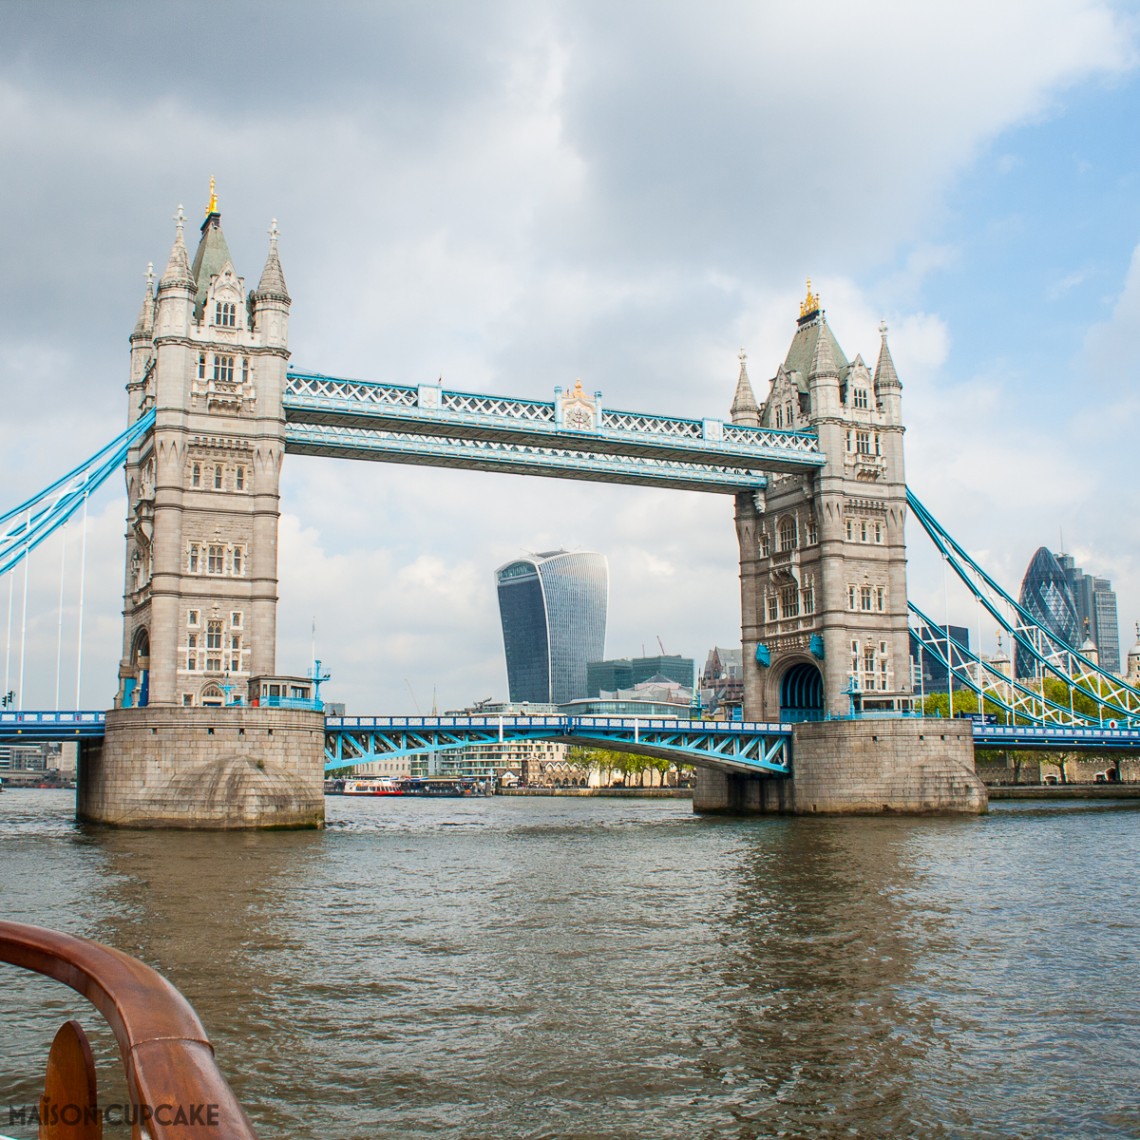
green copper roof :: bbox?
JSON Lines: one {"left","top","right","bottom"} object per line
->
{"left": 781, "top": 314, "right": 850, "bottom": 392}
{"left": 190, "top": 213, "right": 234, "bottom": 319}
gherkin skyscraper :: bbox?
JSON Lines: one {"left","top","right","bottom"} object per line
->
{"left": 495, "top": 551, "right": 608, "bottom": 704}
{"left": 1016, "top": 547, "right": 1081, "bottom": 679}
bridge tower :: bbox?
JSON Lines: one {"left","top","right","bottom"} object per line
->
{"left": 696, "top": 285, "right": 986, "bottom": 815}
{"left": 733, "top": 286, "right": 911, "bottom": 721}
{"left": 79, "top": 189, "right": 325, "bottom": 829}
{"left": 118, "top": 191, "right": 288, "bottom": 708}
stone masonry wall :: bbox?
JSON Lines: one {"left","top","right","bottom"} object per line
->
{"left": 79, "top": 706, "right": 325, "bottom": 829}
{"left": 693, "top": 718, "right": 986, "bottom": 815}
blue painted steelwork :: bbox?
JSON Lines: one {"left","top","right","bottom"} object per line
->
{"left": 908, "top": 491, "right": 1140, "bottom": 721}
{"left": 0, "top": 710, "right": 106, "bottom": 741}
{"left": 0, "top": 411, "right": 156, "bottom": 578}
{"left": 283, "top": 372, "right": 825, "bottom": 492}
{"left": 908, "top": 600, "right": 1100, "bottom": 727}
{"left": 324, "top": 715, "right": 793, "bottom": 776}
{"left": 973, "top": 722, "right": 1140, "bottom": 751}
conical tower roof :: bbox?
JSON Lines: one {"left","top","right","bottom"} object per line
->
{"left": 778, "top": 283, "right": 849, "bottom": 393}
{"left": 730, "top": 349, "right": 759, "bottom": 425}
{"left": 874, "top": 321, "right": 902, "bottom": 390}
{"left": 132, "top": 263, "right": 155, "bottom": 339}
{"left": 159, "top": 206, "right": 196, "bottom": 292}
{"left": 253, "top": 219, "right": 290, "bottom": 303}
{"left": 190, "top": 196, "right": 236, "bottom": 319}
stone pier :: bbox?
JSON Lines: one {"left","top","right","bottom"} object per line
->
{"left": 693, "top": 719, "right": 987, "bottom": 816}
{"left": 79, "top": 707, "right": 325, "bottom": 829}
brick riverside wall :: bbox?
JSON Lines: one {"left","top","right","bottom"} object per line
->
{"left": 78, "top": 707, "right": 325, "bottom": 829}
{"left": 693, "top": 718, "right": 987, "bottom": 815}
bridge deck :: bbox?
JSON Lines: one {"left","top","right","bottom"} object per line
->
{"left": 283, "top": 371, "right": 824, "bottom": 492}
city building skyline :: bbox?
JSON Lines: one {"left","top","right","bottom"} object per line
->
{"left": 586, "top": 654, "right": 695, "bottom": 697}
{"left": 1016, "top": 547, "right": 1121, "bottom": 678}
{"left": 495, "top": 550, "right": 608, "bottom": 705}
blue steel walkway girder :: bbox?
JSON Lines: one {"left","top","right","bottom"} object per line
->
{"left": 324, "top": 715, "right": 795, "bottom": 776}
{"left": 283, "top": 371, "right": 825, "bottom": 492}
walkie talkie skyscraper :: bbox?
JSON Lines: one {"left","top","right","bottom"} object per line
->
{"left": 495, "top": 551, "right": 608, "bottom": 704}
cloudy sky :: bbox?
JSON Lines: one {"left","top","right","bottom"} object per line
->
{"left": 1, "top": 1, "right": 1138, "bottom": 712}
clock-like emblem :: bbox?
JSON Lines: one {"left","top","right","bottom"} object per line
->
{"left": 566, "top": 404, "right": 593, "bottom": 429}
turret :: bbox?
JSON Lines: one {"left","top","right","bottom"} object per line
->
{"left": 1127, "top": 623, "right": 1140, "bottom": 686}
{"left": 250, "top": 219, "right": 291, "bottom": 352}
{"left": 873, "top": 321, "right": 903, "bottom": 424}
{"left": 730, "top": 349, "right": 759, "bottom": 426}
{"left": 806, "top": 309, "right": 841, "bottom": 420}
{"left": 154, "top": 206, "right": 195, "bottom": 341}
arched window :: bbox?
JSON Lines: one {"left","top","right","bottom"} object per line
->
{"left": 777, "top": 515, "right": 798, "bottom": 552}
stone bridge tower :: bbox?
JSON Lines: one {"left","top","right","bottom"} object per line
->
{"left": 79, "top": 188, "right": 325, "bottom": 831}
{"left": 118, "top": 187, "right": 290, "bottom": 709}
{"left": 732, "top": 286, "right": 912, "bottom": 721}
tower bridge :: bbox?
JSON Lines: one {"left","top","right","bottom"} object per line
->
{"left": 3, "top": 194, "right": 1138, "bottom": 827}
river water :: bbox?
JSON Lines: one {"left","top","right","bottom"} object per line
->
{"left": 1, "top": 790, "right": 1138, "bottom": 1139}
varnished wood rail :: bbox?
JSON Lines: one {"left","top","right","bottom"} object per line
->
{"left": 0, "top": 922, "right": 257, "bottom": 1139}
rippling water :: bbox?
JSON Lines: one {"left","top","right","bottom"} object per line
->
{"left": 1, "top": 789, "right": 1138, "bottom": 1138}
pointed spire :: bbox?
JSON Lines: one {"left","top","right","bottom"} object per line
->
{"left": 159, "top": 205, "right": 195, "bottom": 291}
{"left": 132, "top": 262, "right": 156, "bottom": 338}
{"left": 730, "top": 348, "right": 760, "bottom": 426}
{"left": 874, "top": 320, "right": 902, "bottom": 390}
{"left": 253, "top": 218, "right": 290, "bottom": 303}
{"left": 809, "top": 317, "right": 838, "bottom": 377}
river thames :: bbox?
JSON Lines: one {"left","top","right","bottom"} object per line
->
{"left": 1, "top": 790, "right": 1137, "bottom": 1138}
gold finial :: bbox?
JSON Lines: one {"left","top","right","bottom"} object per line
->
{"left": 206, "top": 176, "right": 218, "bottom": 216}
{"left": 799, "top": 277, "right": 820, "bottom": 318}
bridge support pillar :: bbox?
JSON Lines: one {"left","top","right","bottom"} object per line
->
{"left": 79, "top": 708, "right": 325, "bottom": 829}
{"left": 693, "top": 718, "right": 986, "bottom": 815}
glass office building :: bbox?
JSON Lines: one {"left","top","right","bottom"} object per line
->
{"left": 495, "top": 551, "right": 608, "bottom": 704}
{"left": 1016, "top": 547, "right": 1082, "bottom": 679}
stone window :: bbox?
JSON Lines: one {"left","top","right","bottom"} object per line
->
{"left": 188, "top": 544, "right": 200, "bottom": 573}
{"left": 860, "top": 520, "right": 868, "bottom": 542}
{"left": 182, "top": 694, "right": 194, "bottom": 707}
{"left": 766, "top": 594, "right": 778, "bottom": 622}
{"left": 241, "top": 357, "right": 250, "bottom": 384}
{"left": 197, "top": 354, "right": 206, "bottom": 380}
{"left": 215, "top": 301, "right": 237, "bottom": 328}
{"left": 207, "top": 545, "right": 225, "bottom": 575}
{"left": 806, "top": 517, "right": 818, "bottom": 545}
{"left": 856, "top": 430, "right": 871, "bottom": 455}
{"left": 759, "top": 530, "right": 770, "bottom": 557}
{"left": 235, "top": 465, "right": 245, "bottom": 491}
{"left": 845, "top": 429, "right": 853, "bottom": 452}
{"left": 875, "top": 521, "right": 883, "bottom": 543}
{"left": 853, "top": 388, "right": 869, "bottom": 409}
{"left": 229, "top": 634, "right": 242, "bottom": 672}
{"left": 874, "top": 433, "right": 882, "bottom": 456}
{"left": 191, "top": 463, "right": 201, "bottom": 488}
{"left": 231, "top": 546, "right": 244, "bottom": 576}
{"left": 187, "top": 609, "right": 199, "bottom": 627}
{"left": 774, "top": 405, "right": 784, "bottom": 429}
{"left": 777, "top": 516, "right": 797, "bottom": 552}
{"left": 780, "top": 584, "right": 799, "bottom": 617}
{"left": 801, "top": 581, "right": 815, "bottom": 614}
{"left": 231, "top": 611, "right": 243, "bottom": 628}
{"left": 845, "top": 518, "right": 855, "bottom": 541}
{"left": 785, "top": 401, "right": 793, "bottom": 425}
{"left": 848, "top": 585, "right": 857, "bottom": 610}
{"left": 876, "top": 586, "right": 886, "bottom": 612}
{"left": 212, "top": 355, "right": 234, "bottom": 383}
{"left": 213, "top": 465, "right": 223, "bottom": 490}
{"left": 860, "top": 585, "right": 873, "bottom": 611}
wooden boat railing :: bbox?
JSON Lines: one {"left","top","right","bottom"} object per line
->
{"left": 0, "top": 921, "right": 257, "bottom": 1139}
